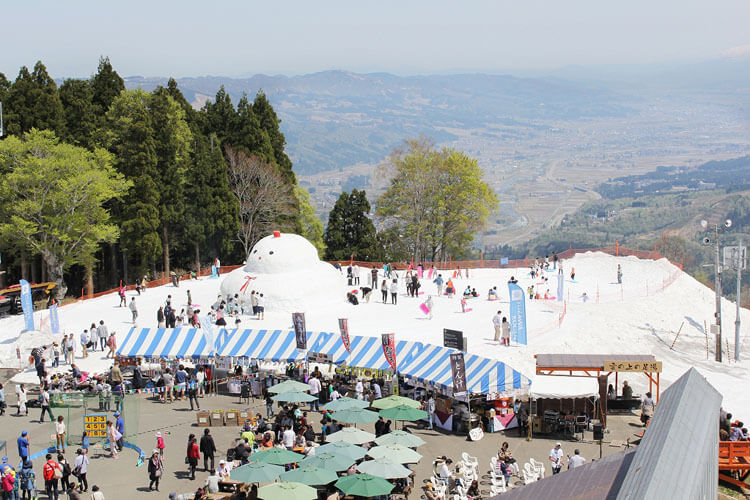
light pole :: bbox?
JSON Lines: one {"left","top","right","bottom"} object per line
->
{"left": 735, "top": 238, "right": 743, "bottom": 362}
{"left": 701, "top": 219, "right": 732, "bottom": 362}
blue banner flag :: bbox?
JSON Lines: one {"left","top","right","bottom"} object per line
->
{"left": 557, "top": 272, "right": 564, "bottom": 302}
{"left": 19, "top": 279, "right": 35, "bottom": 332}
{"left": 49, "top": 304, "right": 60, "bottom": 334}
{"left": 500, "top": 257, "right": 509, "bottom": 265}
{"left": 508, "top": 282, "right": 527, "bottom": 345}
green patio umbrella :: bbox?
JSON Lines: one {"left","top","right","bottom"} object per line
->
{"left": 229, "top": 461, "right": 284, "bottom": 483}
{"left": 379, "top": 404, "right": 428, "bottom": 422}
{"left": 317, "top": 441, "right": 368, "bottom": 461}
{"left": 257, "top": 481, "right": 317, "bottom": 500}
{"left": 322, "top": 397, "right": 370, "bottom": 411}
{"left": 367, "top": 444, "right": 423, "bottom": 463}
{"left": 335, "top": 473, "right": 395, "bottom": 497}
{"left": 357, "top": 457, "right": 412, "bottom": 479}
{"left": 250, "top": 447, "right": 305, "bottom": 465}
{"left": 279, "top": 465, "right": 338, "bottom": 486}
{"left": 301, "top": 452, "right": 354, "bottom": 472}
{"left": 374, "top": 430, "right": 426, "bottom": 448}
{"left": 325, "top": 427, "right": 376, "bottom": 444}
{"left": 271, "top": 391, "right": 317, "bottom": 403}
{"left": 268, "top": 380, "right": 310, "bottom": 393}
{"left": 331, "top": 407, "right": 379, "bottom": 424}
{"left": 371, "top": 395, "right": 421, "bottom": 410}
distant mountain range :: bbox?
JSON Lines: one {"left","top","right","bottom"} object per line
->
{"left": 123, "top": 70, "right": 633, "bottom": 175}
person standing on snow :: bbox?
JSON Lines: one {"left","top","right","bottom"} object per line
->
{"left": 617, "top": 264, "right": 622, "bottom": 284}
{"left": 433, "top": 274, "right": 444, "bottom": 296}
{"left": 492, "top": 311, "right": 503, "bottom": 342}
{"left": 129, "top": 298, "right": 138, "bottom": 325}
{"left": 390, "top": 278, "right": 398, "bottom": 305}
{"left": 501, "top": 317, "right": 511, "bottom": 346}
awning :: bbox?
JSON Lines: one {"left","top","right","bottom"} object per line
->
{"left": 529, "top": 375, "right": 600, "bottom": 399}
{"left": 217, "top": 329, "right": 531, "bottom": 395}
{"left": 117, "top": 327, "right": 218, "bottom": 359}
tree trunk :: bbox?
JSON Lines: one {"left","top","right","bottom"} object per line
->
{"left": 109, "top": 242, "right": 118, "bottom": 288}
{"left": 42, "top": 252, "right": 67, "bottom": 300}
{"left": 20, "top": 250, "right": 27, "bottom": 280}
{"left": 41, "top": 260, "right": 47, "bottom": 283}
{"left": 85, "top": 264, "right": 94, "bottom": 297}
{"left": 162, "top": 224, "right": 170, "bottom": 277}
{"left": 194, "top": 241, "right": 201, "bottom": 275}
{"left": 31, "top": 256, "right": 39, "bottom": 283}
{"left": 122, "top": 250, "right": 129, "bottom": 285}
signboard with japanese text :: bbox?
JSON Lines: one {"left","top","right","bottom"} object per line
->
{"left": 604, "top": 360, "right": 662, "bottom": 373}
{"left": 84, "top": 414, "right": 107, "bottom": 438}
{"left": 450, "top": 352, "right": 467, "bottom": 396}
{"left": 443, "top": 329, "right": 464, "bottom": 351}
{"left": 293, "top": 313, "right": 307, "bottom": 350}
{"left": 381, "top": 333, "right": 397, "bottom": 372}
{"left": 338, "top": 318, "right": 351, "bottom": 353}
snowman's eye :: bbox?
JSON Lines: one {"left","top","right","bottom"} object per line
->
{"left": 253, "top": 250, "right": 257, "bottom": 253}
{"left": 269, "top": 251, "right": 274, "bottom": 255}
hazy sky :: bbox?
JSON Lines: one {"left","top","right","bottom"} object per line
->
{"left": 3, "top": 0, "right": 749, "bottom": 78}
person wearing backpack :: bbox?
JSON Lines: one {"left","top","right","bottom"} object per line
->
{"left": 42, "top": 453, "right": 61, "bottom": 500}
{"left": 57, "top": 453, "right": 71, "bottom": 492}
{"left": 18, "top": 459, "right": 36, "bottom": 500}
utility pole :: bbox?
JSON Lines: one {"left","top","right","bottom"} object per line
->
{"left": 714, "top": 225, "right": 723, "bottom": 362}
{"left": 735, "top": 238, "right": 743, "bottom": 362}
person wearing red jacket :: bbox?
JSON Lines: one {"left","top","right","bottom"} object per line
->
{"left": 42, "top": 453, "right": 61, "bottom": 500}
{"left": 186, "top": 434, "right": 200, "bottom": 480}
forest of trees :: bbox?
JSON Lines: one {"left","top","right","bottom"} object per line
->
{"left": 0, "top": 57, "right": 322, "bottom": 298}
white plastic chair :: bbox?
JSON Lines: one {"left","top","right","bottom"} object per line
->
{"left": 461, "top": 452, "right": 479, "bottom": 471}
{"left": 529, "top": 458, "right": 545, "bottom": 478}
{"left": 524, "top": 462, "right": 539, "bottom": 480}
{"left": 490, "top": 483, "right": 507, "bottom": 495}
{"left": 522, "top": 468, "right": 538, "bottom": 485}
{"left": 490, "top": 471, "right": 507, "bottom": 489}
{"left": 489, "top": 455, "right": 498, "bottom": 474}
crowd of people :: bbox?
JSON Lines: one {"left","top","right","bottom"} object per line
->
{"left": 720, "top": 407, "right": 749, "bottom": 442}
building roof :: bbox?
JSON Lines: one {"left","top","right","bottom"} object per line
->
{"left": 535, "top": 354, "right": 656, "bottom": 370}
{"left": 491, "top": 449, "right": 636, "bottom": 500}
{"left": 615, "top": 367, "right": 722, "bottom": 499}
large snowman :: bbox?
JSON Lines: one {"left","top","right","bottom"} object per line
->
{"left": 220, "top": 232, "right": 346, "bottom": 313}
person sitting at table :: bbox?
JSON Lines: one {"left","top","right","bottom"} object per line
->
{"left": 216, "top": 460, "right": 231, "bottom": 479}
{"left": 260, "top": 432, "right": 274, "bottom": 449}
{"left": 622, "top": 380, "right": 633, "bottom": 400}
{"left": 302, "top": 424, "right": 316, "bottom": 443}
{"left": 204, "top": 470, "right": 220, "bottom": 494}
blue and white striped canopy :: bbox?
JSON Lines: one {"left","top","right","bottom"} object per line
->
{"left": 117, "top": 327, "right": 219, "bottom": 359}
{"left": 217, "top": 329, "right": 530, "bottom": 395}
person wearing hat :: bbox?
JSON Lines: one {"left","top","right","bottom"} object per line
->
{"left": 114, "top": 411, "right": 124, "bottom": 451}
{"left": 215, "top": 460, "right": 230, "bottom": 480}
{"left": 147, "top": 449, "right": 163, "bottom": 491}
{"left": 549, "top": 442, "right": 564, "bottom": 474}
{"left": 17, "top": 431, "right": 30, "bottom": 462}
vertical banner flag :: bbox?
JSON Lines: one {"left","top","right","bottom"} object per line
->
{"left": 338, "top": 318, "right": 351, "bottom": 353}
{"left": 19, "top": 279, "right": 35, "bottom": 332}
{"left": 49, "top": 304, "right": 60, "bottom": 334}
{"left": 557, "top": 271, "right": 564, "bottom": 302}
{"left": 381, "top": 333, "right": 397, "bottom": 372}
{"left": 200, "top": 317, "right": 215, "bottom": 354}
{"left": 293, "top": 312, "right": 307, "bottom": 350}
{"left": 508, "top": 282, "right": 528, "bottom": 345}
{"left": 450, "top": 352, "right": 467, "bottom": 396}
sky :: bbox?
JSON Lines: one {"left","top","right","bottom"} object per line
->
{"left": 2, "top": 0, "right": 750, "bottom": 79}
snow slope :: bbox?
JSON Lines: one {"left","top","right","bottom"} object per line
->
{"left": 2, "top": 252, "right": 748, "bottom": 415}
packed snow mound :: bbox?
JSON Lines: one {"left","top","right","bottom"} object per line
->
{"left": 220, "top": 232, "right": 345, "bottom": 312}
{"left": 0, "top": 330, "right": 55, "bottom": 368}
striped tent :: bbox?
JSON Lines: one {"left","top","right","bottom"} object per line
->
{"left": 117, "top": 327, "right": 219, "bottom": 359}
{"left": 217, "top": 329, "right": 530, "bottom": 395}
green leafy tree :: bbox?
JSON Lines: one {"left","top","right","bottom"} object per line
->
{"left": 376, "top": 138, "right": 498, "bottom": 260}
{"left": 202, "top": 85, "right": 237, "bottom": 143}
{"left": 253, "top": 90, "right": 295, "bottom": 184}
{"left": 59, "top": 78, "right": 96, "bottom": 148}
{"left": 5, "top": 62, "right": 65, "bottom": 136}
{"left": 324, "top": 189, "right": 383, "bottom": 261}
{"left": 150, "top": 87, "right": 193, "bottom": 275}
{"left": 0, "top": 72, "right": 9, "bottom": 106}
{"left": 0, "top": 130, "right": 130, "bottom": 299}
{"left": 91, "top": 56, "right": 124, "bottom": 116}
{"left": 184, "top": 133, "right": 239, "bottom": 271}
{"left": 235, "top": 93, "right": 274, "bottom": 161}
{"left": 105, "top": 89, "right": 162, "bottom": 276}
{"left": 294, "top": 186, "right": 325, "bottom": 257}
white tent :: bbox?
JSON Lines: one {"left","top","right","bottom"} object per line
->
{"left": 529, "top": 375, "right": 600, "bottom": 399}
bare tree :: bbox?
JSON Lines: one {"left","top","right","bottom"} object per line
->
{"left": 225, "top": 147, "right": 297, "bottom": 256}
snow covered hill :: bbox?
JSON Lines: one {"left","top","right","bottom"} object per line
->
{"left": 1, "top": 251, "right": 747, "bottom": 415}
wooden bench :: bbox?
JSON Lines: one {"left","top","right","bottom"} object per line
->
{"left": 719, "top": 441, "right": 750, "bottom": 489}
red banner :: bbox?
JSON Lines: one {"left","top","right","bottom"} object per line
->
{"left": 338, "top": 318, "right": 351, "bottom": 353}
{"left": 381, "top": 333, "right": 397, "bottom": 372}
